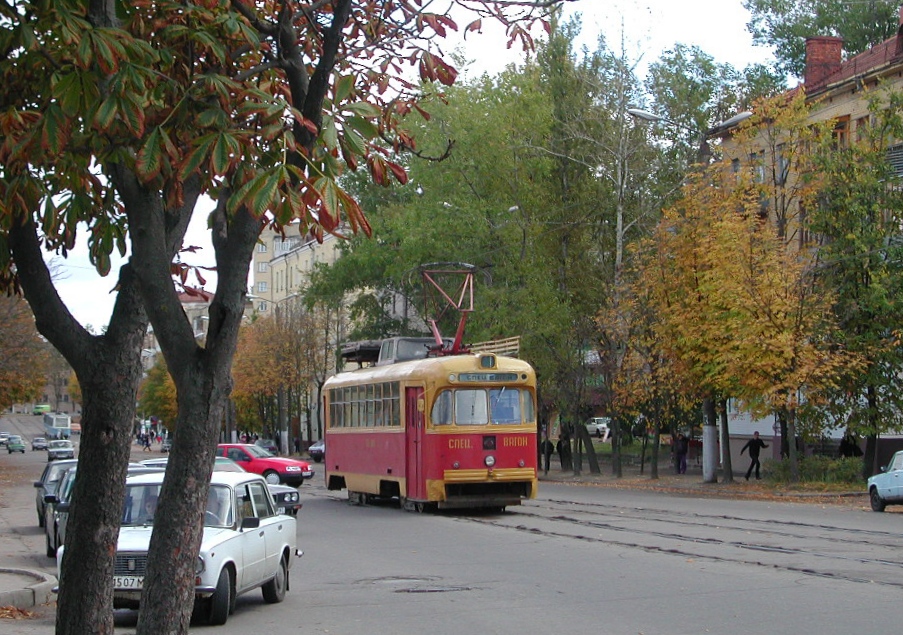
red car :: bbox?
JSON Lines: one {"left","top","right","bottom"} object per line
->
{"left": 216, "top": 444, "right": 314, "bottom": 486}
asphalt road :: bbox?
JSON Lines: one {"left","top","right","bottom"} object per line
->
{"left": 1, "top": 413, "right": 901, "bottom": 634}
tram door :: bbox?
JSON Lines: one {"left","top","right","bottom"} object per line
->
{"left": 405, "top": 387, "right": 426, "bottom": 501}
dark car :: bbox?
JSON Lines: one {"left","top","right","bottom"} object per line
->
{"left": 254, "top": 438, "right": 279, "bottom": 453}
{"left": 33, "top": 458, "right": 78, "bottom": 528}
{"left": 308, "top": 439, "right": 324, "bottom": 463}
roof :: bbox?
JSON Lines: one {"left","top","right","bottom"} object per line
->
{"left": 809, "top": 33, "right": 903, "bottom": 93}
{"left": 125, "top": 469, "right": 263, "bottom": 488}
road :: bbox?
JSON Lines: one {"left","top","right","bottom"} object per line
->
{"left": 1, "top": 413, "right": 901, "bottom": 634}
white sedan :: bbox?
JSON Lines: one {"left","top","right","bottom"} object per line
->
{"left": 59, "top": 470, "right": 300, "bottom": 625}
{"left": 868, "top": 450, "right": 903, "bottom": 512}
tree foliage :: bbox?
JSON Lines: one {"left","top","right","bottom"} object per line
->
{"left": 0, "top": 296, "right": 48, "bottom": 409}
{"left": 743, "top": 0, "right": 900, "bottom": 78}
{"left": 138, "top": 358, "right": 178, "bottom": 428}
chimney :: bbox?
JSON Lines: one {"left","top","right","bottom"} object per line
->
{"left": 804, "top": 36, "right": 843, "bottom": 87}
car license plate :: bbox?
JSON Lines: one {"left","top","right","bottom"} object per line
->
{"left": 303, "top": 471, "right": 313, "bottom": 478}
{"left": 113, "top": 575, "right": 144, "bottom": 589}
{"left": 276, "top": 506, "right": 286, "bottom": 514}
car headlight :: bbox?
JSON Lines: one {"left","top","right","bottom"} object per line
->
{"left": 290, "top": 492, "right": 299, "bottom": 502}
{"left": 195, "top": 556, "right": 205, "bottom": 575}
{"left": 285, "top": 465, "right": 301, "bottom": 472}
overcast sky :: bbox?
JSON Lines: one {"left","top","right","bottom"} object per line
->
{"left": 52, "top": 0, "right": 776, "bottom": 330}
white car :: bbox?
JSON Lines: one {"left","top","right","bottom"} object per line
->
{"left": 47, "top": 439, "right": 75, "bottom": 461}
{"left": 59, "top": 471, "right": 300, "bottom": 625}
{"left": 868, "top": 450, "right": 903, "bottom": 512}
{"left": 585, "top": 417, "right": 611, "bottom": 439}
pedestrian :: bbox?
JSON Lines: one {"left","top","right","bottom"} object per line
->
{"left": 143, "top": 435, "right": 151, "bottom": 452}
{"left": 540, "top": 435, "right": 554, "bottom": 475}
{"left": 294, "top": 437, "right": 301, "bottom": 454}
{"left": 740, "top": 431, "right": 769, "bottom": 480}
{"left": 673, "top": 432, "right": 689, "bottom": 474}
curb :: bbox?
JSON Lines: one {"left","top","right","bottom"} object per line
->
{"left": 0, "top": 569, "right": 56, "bottom": 610}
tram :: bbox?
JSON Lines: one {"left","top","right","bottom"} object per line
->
{"left": 323, "top": 339, "right": 538, "bottom": 511}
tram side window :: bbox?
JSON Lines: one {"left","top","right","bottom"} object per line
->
{"left": 522, "top": 389, "right": 536, "bottom": 423}
{"left": 431, "top": 390, "right": 453, "bottom": 425}
{"left": 455, "top": 389, "right": 489, "bottom": 425}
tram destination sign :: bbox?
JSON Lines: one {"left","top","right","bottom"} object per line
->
{"left": 457, "top": 372, "right": 519, "bottom": 382}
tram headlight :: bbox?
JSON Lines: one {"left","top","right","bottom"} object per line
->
{"left": 518, "top": 459, "right": 525, "bottom": 467}
{"left": 452, "top": 461, "right": 460, "bottom": 469}
{"left": 484, "top": 455, "right": 496, "bottom": 467}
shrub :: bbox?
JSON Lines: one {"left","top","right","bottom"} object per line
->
{"left": 763, "top": 456, "right": 864, "bottom": 485}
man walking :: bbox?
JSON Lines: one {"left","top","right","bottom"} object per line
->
{"left": 740, "top": 431, "right": 769, "bottom": 480}
{"left": 673, "top": 433, "right": 689, "bottom": 474}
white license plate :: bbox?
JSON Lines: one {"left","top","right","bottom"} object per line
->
{"left": 113, "top": 575, "right": 144, "bottom": 589}
{"left": 302, "top": 471, "right": 313, "bottom": 478}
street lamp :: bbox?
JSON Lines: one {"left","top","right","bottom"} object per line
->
{"left": 627, "top": 107, "right": 754, "bottom": 165}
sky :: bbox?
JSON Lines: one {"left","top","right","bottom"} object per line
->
{"left": 52, "top": 0, "right": 776, "bottom": 330}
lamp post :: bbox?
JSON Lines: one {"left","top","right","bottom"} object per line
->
{"left": 627, "top": 107, "right": 753, "bottom": 166}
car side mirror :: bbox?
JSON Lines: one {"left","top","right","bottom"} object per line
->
{"left": 880, "top": 465, "right": 887, "bottom": 473}
{"left": 44, "top": 494, "right": 58, "bottom": 504}
{"left": 57, "top": 502, "right": 70, "bottom": 513}
{"left": 34, "top": 481, "right": 43, "bottom": 488}
{"left": 240, "top": 516, "right": 260, "bottom": 530}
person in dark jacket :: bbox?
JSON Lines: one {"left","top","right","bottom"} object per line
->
{"left": 740, "top": 431, "right": 769, "bottom": 480}
{"left": 540, "top": 435, "right": 554, "bottom": 474}
{"left": 673, "top": 433, "right": 689, "bottom": 474}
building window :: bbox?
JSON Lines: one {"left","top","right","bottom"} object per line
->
{"left": 257, "top": 243, "right": 267, "bottom": 253}
{"left": 258, "top": 302, "right": 268, "bottom": 312}
{"left": 833, "top": 116, "right": 849, "bottom": 148}
{"left": 775, "top": 144, "right": 789, "bottom": 186}
{"left": 886, "top": 144, "right": 903, "bottom": 178}
{"left": 257, "top": 262, "right": 268, "bottom": 273}
{"left": 258, "top": 281, "right": 268, "bottom": 293}
{"left": 855, "top": 115, "right": 870, "bottom": 143}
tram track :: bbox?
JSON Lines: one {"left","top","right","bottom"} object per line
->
{"left": 453, "top": 498, "right": 903, "bottom": 589}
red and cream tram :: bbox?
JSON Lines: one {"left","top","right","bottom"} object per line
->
{"left": 323, "top": 345, "right": 538, "bottom": 511}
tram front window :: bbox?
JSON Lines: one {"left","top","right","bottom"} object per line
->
{"left": 490, "top": 388, "right": 521, "bottom": 424}
{"left": 455, "top": 389, "right": 489, "bottom": 425}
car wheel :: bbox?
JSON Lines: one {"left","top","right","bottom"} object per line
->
{"left": 208, "top": 568, "right": 232, "bottom": 625}
{"left": 262, "top": 555, "right": 288, "bottom": 604}
{"left": 312, "top": 455, "right": 322, "bottom": 463}
{"left": 45, "top": 530, "right": 56, "bottom": 558}
{"left": 870, "top": 487, "right": 886, "bottom": 512}
{"left": 263, "top": 470, "right": 281, "bottom": 485}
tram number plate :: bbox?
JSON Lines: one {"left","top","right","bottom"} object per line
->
{"left": 113, "top": 575, "right": 144, "bottom": 590}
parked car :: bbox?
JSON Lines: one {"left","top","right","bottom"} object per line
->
{"left": 56, "top": 470, "right": 299, "bottom": 624}
{"left": 47, "top": 439, "right": 75, "bottom": 461}
{"left": 32, "top": 437, "right": 49, "bottom": 451}
{"left": 585, "top": 417, "right": 611, "bottom": 439}
{"left": 307, "top": 439, "right": 325, "bottom": 463}
{"left": 160, "top": 438, "right": 172, "bottom": 453}
{"left": 139, "top": 456, "right": 302, "bottom": 515}
{"left": 0, "top": 431, "right": 9, "bottom": 446}
{"left": 216, "top": 443, "right": 314, "bottom": 486}
{"left": 33, "top": 458, "right": 78, "bottom": 528}
{"left": 254, "top": 438, "right": 279, "bottom": 453}
{"left": 6, "top": 434, "right": 26, "bottom": 453}
{"left": 868, "top": 450, "right": 903, "bottom": 511}
{"left": 45, "top": 463, "right": 164, "bottom": 557}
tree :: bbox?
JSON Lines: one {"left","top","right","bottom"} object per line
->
{"left": 0, "top": 295, "right": 49, "bottom": 410}
{"left": 138, "top": 358, "right": 178, "bottom": 429}
{"left": 806, "top": 90, "right": 903, "bottom": 477}
{"left": 744, "top": 0, "right": 900, "bottom": 78}
{"left": 0, "top": 1, "right": 563, "bottom": 633}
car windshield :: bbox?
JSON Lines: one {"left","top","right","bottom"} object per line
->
{"left": 121, "top": 484, "right": 233, "bottom": 528}
{"left": 49, "top": 441, "right": 71, "bottom": 449}
{"left": 8, "top": 435, "right": 22, "bottom": 443}
{"left": 245, "top": 445, "right": 273, "bottom": 458}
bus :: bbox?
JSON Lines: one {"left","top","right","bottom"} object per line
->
{"left": 43, "top": 412, "right": 72, "bottom": 439}
{"left": 323, "top": 346, "right": 538, "bottom": 511}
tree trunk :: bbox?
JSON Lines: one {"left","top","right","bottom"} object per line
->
{"left": 702, "top": 398, "right": 718, "bottom": 483}
{"left": 718, "top": 399, "right": 733, "bottom": 483}
{"left": 786, "top": 404, "right": 800, "bottom": 482}
{"left": 863, "top": 383, "right": 880, "bottom": 478}
{"left": 9, "top": 216, "right": 149, "bottom": 635}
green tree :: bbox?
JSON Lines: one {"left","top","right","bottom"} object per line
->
{"left": 744, "top": 0, "right": 900, "bottom": 77}
{"left": 138, "top": 358, "right": 178, "bottom": 428}
{"left": 807, "top": 90, "right": 903, "bottom": 477}
{"left": 0, "top": 1, "right": 561, "bottom": 632}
